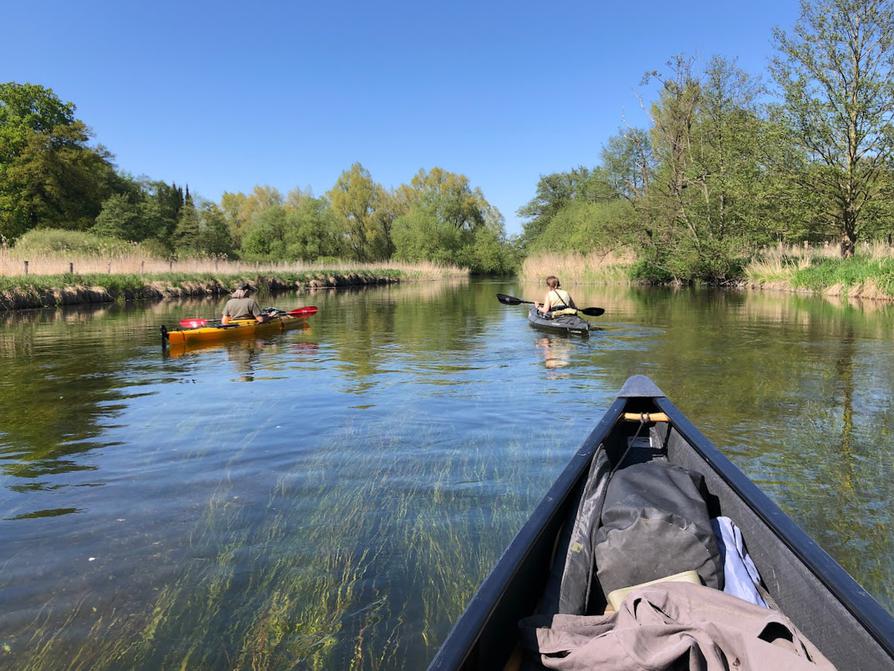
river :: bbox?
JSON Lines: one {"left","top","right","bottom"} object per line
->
{"left": 1, "top": 279, "right": 892, "bottom": 669}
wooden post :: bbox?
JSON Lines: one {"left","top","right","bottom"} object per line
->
{"left": 169, "top": 260, "right": 173, "bottom": 272}
{"left": 24, "top": 260, "right": 28, "bottom": 275}
{"left": 141, "top": 260, "right": 145, "bottom": 275}
{"left": 107, "top": 262, "right": 111, "bottom": 274}
{"left": 69, "top": 261, "right": 74, "bottom": 274}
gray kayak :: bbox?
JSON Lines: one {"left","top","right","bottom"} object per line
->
{"left": 527, "top": 306, "right": 590, "bottom": 337}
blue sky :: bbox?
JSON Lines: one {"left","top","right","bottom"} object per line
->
{"left": 3, "top": 0, "right": 799, "bottom": 235}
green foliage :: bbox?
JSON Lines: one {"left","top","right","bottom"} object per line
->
{"left": 12, "top": 228, "right": 149, "bottom": 257}
{"left": 518, "top": 167, "right": 616, "bottom": 249}
{"left": 327, "top": 163, "right": 395, "bottom": 261}
{"left": 771, "top": 0, "right": 894, "bottom": 254}
{"left": 391, "top": 167, "right": 515, "bottom": 274}
{"left": 791, "top": 256, "right": 894, "bottom": 295}
{"left": 239, "top": 196, "right": 343, "bottom": 262}
{"left": 0, "top": 82, "right": 119, "bottom": 241}
{"left": 92, "top": 193, "right": 142, "bottom": 240}
{"left": 530, "top": 200, "right": 635, "bottom": 254}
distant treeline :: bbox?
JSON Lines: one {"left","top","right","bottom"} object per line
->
{"left": 518, "top": 0, "right": 894, "bottom": 283}
{"left": 0, "top": 84, "right": 516, "bottom": 274}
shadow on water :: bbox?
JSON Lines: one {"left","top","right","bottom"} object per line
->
{"left": 0, "top": 279, "right": 892, "bottom": 669}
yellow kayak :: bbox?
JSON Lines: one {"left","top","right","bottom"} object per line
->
{"left": 162, "top": 307, "right": 317, "bottom": 347}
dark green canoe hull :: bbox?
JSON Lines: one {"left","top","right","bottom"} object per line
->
{"left": 428, "top": 375, "right": 894, "bottom": 670}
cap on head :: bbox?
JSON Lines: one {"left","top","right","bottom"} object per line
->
{"left": 231, "top": 283, "right": 254, "bottom": 298}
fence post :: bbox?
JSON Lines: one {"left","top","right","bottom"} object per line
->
{"left": 141, "top": 260, "right": 145, "bottom": 275}
{"left": 69, "top": 261, "right": 74, "bottom": 274}
{"left": 107, "top": 262, "right": 111, "bottom": 274}
{"left": 169, "top": 260, "right": 173, "bottom": 272}
{"left": 24, "top": 260, "right": 28, "bottom": 275}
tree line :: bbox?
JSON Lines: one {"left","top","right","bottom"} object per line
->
{"left": 519, "top": 0, "right": 894, "bottom": 283}
{"left": 0, "top": 84, "right": 516, "bottom": 274}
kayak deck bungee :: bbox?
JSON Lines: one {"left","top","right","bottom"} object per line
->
{"left": 428, "top": 375, "right": 894, "bottom": 670}
{"left": 162, "top": 313, "right": 312, "bottom": 348}
{"left": 527, "top": 306, "right": 590, "bottom": 337}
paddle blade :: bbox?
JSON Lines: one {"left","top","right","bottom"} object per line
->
{"left": 496, "top": 293, "right": 529, "bottom": 306}
{"left": 179, "top": 318, "right": 208, "bottom": 328}
{"left": 287, "top": 306, "right": 318, "bottom": 317}
{"left": 579, "top": 307, "right": 605, "bottom": 317}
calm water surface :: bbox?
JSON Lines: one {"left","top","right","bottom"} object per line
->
{"left": 1, "top": 279, "right": 892, "bottom": 669}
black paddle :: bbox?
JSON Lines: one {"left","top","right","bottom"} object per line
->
{"left": 496, "top": 293, "right": 605, "bottom": 317}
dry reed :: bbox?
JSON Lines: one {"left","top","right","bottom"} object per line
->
{"left": 521, "top": 250, "right": 636, "bottom": 285}
{"left": 0, "top": 246, "right": 466, "bottom": 280}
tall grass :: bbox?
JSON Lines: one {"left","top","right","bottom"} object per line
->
{"left": 521, "top": 250, "right": 635, "bottom": 284}
{"left": 747, "top": 242, "right": 894, "bottom": 298}
{"left": 1, "top": 247, "right": 466, "bottom": 280}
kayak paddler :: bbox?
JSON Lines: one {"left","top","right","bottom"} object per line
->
{"left": 536, "top": 275, "right": 577, "bottom": 315}
{"left": 221, "top": 284, "right": 269, "bottom": 324}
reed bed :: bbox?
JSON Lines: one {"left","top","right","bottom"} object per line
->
{"left": 0, "top": 246, "right": 466, "bottom": 281}
{"left": 747, "top": 242, "right": 894, "bottom": 299}
{"left": 520, "top": 250, "right": 636, "bottom": 285}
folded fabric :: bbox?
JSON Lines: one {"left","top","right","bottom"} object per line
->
{"left": 712, "top": 515, "right": 768, "bottom": 608}
{"left": 519, "top": 582, "right": 835, "bottom": 671}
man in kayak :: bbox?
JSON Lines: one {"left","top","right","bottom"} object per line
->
{"left": 536, "top": 276, "right": 577, "bottom": 315}
{"left": 221, "top": 284, "right": 269, "bottom": 324}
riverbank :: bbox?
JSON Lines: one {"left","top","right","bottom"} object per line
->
{"left": 0, "top": 270, "right": 408, "bottom": 311}
{"left": 522, "top": 246, "right": 894, "bottom": 302}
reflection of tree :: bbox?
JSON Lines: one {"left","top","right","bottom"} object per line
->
{"left": 319, "top": 280, "right": 502, "bottom": 394}
{"left": 0, "top": 304, "right": 163, "bottom": 483}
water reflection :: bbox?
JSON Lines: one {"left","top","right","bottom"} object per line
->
{"left": 0, "top": 280, "right": 891, "bottom": 670}
{"left": 536, "top": 335, "right": 572, "bottom": 373}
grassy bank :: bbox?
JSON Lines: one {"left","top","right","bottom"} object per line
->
{"left": 0, "top": 268, "right": 455, "bottom": 312}
{"left": 746, "top": 244, "right": 894, "bottom": 300}
{"left": 0, "top": 244, "right": 468, "bottom": 311}
{"left": 523, "top": 244, "right": 894, "bottom": 302}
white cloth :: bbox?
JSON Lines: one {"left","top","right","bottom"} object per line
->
{"left": 712, "top": 515, "right": 768, "bottom": 608}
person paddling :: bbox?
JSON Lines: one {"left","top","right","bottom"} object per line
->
{"left": 222, "top": 284, "right": 269, "bottom": 324}
{"left": 536, "top": 276, "right": 577, "bottom": 315}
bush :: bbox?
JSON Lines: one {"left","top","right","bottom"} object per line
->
{"left": 13, "top": 228, "right": 154, "bottom": 257}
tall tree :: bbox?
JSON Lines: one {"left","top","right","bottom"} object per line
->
{"left": 771, "top": 0, "right": 894, "bottom": 256}
{"left": 517, "top": 167, "right": 615, "bottom": 248}
{"left": 327, "top": 163, "right": 394, "bottom": 260}
{"left": 0, "top": 82, "right": 119, "bottom": 240}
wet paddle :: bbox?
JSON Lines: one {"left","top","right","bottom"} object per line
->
{"left": 178, "top": 306, "right": 318, "bottom": 328}
{"left": 496, "top": 293, "right": 605, "bottom": 317}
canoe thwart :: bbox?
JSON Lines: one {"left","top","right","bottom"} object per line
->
{"left": 622, "top": 412, "right": 669, "bottom": 423}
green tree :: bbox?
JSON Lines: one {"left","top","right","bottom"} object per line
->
{"left": 173, "top": 192, "right": 201, "bottom": 255}
{"left": 517, "top": 167, "right": 615, "bottom": 249}
{"left": 197, "top": 202, "right": 235, "bottom": 257}
{"left": 771, "top": 0, "right": 894, "bottom": 256}
{"left": 327, "top": 163, "right": 394, "bottom": 260}
{"left": 220, "top": 185, "right": 283, "bottom": 247}
{"left": 92, "top": 193, "right": 142, "bottom": 239}
{"left": 0, "top": 82, "right": 119, "bottom": 241}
